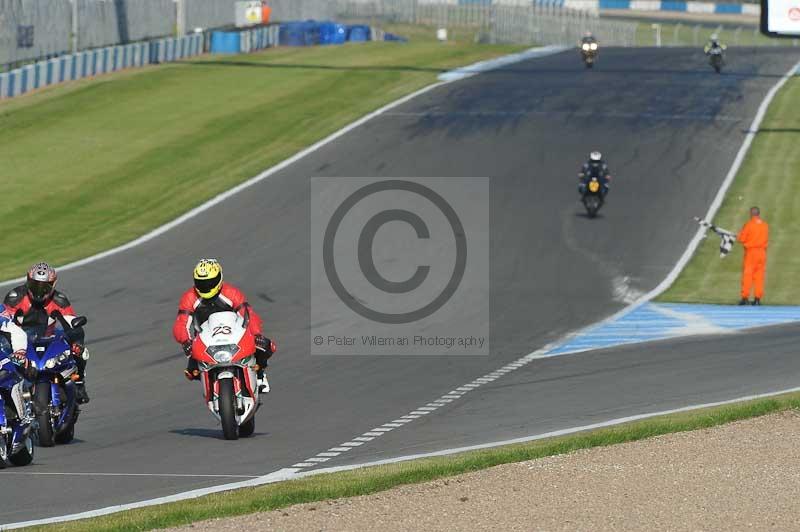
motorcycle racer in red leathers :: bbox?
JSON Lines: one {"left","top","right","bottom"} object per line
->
{"left": 3, "top": 262, "right": 90, "bottom": 403}
{"left": 172, "top": 259, "right": 276, "bottom": 381}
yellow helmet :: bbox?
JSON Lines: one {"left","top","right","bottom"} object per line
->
{"left": 193, "top": 259, "right": 223, "bottom": 299}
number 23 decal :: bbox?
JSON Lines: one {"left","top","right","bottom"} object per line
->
{"left": 212, "top": 325, "right": 232, "bottom": 336}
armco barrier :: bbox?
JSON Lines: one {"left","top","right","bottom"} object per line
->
{"left": 599, "top": 0, "right": 760, "bottom": 13}
{"left": 245, "top": 25, "right": 280, "bottom": 52}
{"left": 0, "top": 34, "right": 204, "bottom": 100}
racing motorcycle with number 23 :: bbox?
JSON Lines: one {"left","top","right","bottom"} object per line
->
{"left": 190, "top": 310, "right": 268, "bottom": 440}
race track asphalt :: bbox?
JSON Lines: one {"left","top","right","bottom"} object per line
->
{"left": 2, "top": 47, "right": 799, "bottom": 524}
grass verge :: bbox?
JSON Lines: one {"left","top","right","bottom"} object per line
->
{"left": 0, "top": 26, "right": 521, "bottom": 281}
{"left": 24, "top": 391, "right": 800, "bottom": 531}
{"left": 660, "top": 77, "right": 800, "bottom": 304}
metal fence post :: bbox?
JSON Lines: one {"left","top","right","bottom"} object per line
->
{"left": 652, "top": 23, "right": 661, "bottom": 47}
{"left": 71, "top": 0, "right": 79, "bottom": 53}
{"left": 176, "top": 0, "right": 186, "bottom": 36}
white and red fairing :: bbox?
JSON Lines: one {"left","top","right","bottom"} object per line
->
{"left": 191, "top": 312, "right": 262, "bottom": 424}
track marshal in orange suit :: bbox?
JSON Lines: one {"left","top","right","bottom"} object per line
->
{"left": 737, "top": 206, "right": 768, "bottom": 306}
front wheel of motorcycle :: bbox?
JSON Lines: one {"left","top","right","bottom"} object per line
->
{"left": 34, "top": 384, "right": 55, "bottom": 447}
{"left": 218, "top": 379, "right": 239, "bottom": 441}
{"left": 9, "top": 435, "right": 34, "bottom": 466}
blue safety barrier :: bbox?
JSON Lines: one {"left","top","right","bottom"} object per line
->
{"left": 19, "top": 65, "right": 29, "bottom": 94}
{"left": 714, "top": 3, "right": 742, "bottom": 13}
{"left": 34, "top": 62, "right": 44, "bottom": 89}
{"left": 7, "top": 71, "right": 17, "bottom": 98}
{"left": 660, "top": 1, "right": 688, "bottom": 11}
{"left": 600, "top": 0, "right": 754, "bottom": 12}
{"left": 320, "top": 22, "right": 347, "bottom": 45}
{"left": 211, "top": 32, "right": 241, "bottom": 53}
{"left": 599, "top": 0, "right": 631, "bottom": 8}
{"left": 347, "top": 25, "right": 371, "bottom": 42}
{"left": 384, "top": 33, "right": 408, "bottom": 42}
{"left": 279, "top": 21, "right": 323, "bottom": 46}
{"left": 46, "top": 60, "right": 55, "bottom": 85}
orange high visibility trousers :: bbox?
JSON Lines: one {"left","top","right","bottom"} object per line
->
{"left": 741, "top": 247, "right": 767, "bottom": 300}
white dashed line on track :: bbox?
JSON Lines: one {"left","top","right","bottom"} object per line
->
{"left": 288, "top": 343, "right": 559, "bottom": 471}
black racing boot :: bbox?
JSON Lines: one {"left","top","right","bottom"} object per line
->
{"left": 738, "top": 298, "right": 749, "bottom": 306}
{"left": 752, "top": 298, "right": 761, "bottom": 306}
{"left": 74, "top": 355, "right": 90, "bottom": 404}
{"left": 74, "top": 381, "right": 90, "bottom": 404}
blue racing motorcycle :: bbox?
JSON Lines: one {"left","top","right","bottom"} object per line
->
{"left": 0, "top": 351, "right": 36, "bottom": 467}
{"left": 20, "top": 311, "right": 87, "bottom": 447}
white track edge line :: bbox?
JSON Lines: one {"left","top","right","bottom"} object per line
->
{"left": 7, "top": 384, "right": 800, "bottom": 530}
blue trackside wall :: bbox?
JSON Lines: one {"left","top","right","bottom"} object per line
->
{"left": 598, "top": 0, "right": 756, "bottom": 14}
{"left": 1, "top": 35, "right": 202, "bottom": 100}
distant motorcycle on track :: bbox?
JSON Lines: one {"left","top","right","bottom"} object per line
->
{"left": 704, "top": 36, "right": 726, "bottom": 74}
{"left": 580, "top": 41, "right": 598, "bottom": 68}
{"left": 708, "top": 47, "right": 724, "bottom": 73}
{"left": 581, "top": 176, "right": 605, "bottom": 218}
